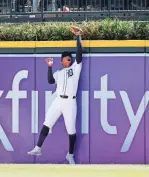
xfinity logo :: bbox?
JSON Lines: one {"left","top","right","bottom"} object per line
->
{"left": 0, "top": 70, "right": 147, "bottom": 153}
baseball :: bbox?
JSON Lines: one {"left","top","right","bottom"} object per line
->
{"left": 48, "top": 60, "right": 53, "bottom": 65}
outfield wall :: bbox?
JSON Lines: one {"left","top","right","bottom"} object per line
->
{"left": 0, "top": 41, "right": 148, "bottom": 164}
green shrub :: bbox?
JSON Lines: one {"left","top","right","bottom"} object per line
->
{"left": 0, "top": 20, "right": 148, "bottom": 41}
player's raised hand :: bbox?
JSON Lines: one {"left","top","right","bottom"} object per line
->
{"left": 45, "top": 57, "right": 53, "bottom": 67}
{"left": 70, "top": 26, "right": 83, "bottom": 36}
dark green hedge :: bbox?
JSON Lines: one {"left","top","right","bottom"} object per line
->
{"left": 0, "top": 20, "right": 149, "bottom": 41}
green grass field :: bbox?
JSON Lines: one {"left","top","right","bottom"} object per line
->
{"left": 0, "top": 165, "right": 149, "bottom": 177}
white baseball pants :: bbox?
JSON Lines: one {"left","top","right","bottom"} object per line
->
{"left": 43, "top": 97, "right": 77, "bottom": 135}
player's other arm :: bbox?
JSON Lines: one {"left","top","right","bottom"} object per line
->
{"left": 48, "top": 67, "right": 55, "bottom": 84}
{"left": 45, "top": 58, "right": 56, "bottom": 84}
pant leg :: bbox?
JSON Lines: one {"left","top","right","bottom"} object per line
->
{"left": 43, "top": 97, "right": 62, "bottom": 128}
{"left": 62, "top": 99, "right": 77, "bottom": 135}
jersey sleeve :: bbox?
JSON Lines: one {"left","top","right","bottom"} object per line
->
{"left": 73, "top": 60, "right": 82, "bottom": 79}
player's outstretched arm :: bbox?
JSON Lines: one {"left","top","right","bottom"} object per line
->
{"left": 70, "top": 26, "right": 83, "bottom": 64}
{"left": 45, "top": 58, "right": 55, "bottom": 84}
{"left": 76, "top": 35, "right": 83, "bottom": 64}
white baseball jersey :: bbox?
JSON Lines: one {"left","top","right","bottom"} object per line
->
{"left": 43, "top": 60, "right": 82, "bottom": 134}
{"left": 53, "top": 60, "right": 82, "bottom": 97}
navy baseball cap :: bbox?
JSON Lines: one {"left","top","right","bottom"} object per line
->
{"left": 61, "top": 51, "right": 72, "bottom": 60}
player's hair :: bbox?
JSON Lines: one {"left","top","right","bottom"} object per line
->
{"left": 61, "top": 51, "right": 72, "bottom": 60}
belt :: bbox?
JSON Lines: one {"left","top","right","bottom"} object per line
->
{"left": 60, "top": 95, "right": 76, "bottom": 99}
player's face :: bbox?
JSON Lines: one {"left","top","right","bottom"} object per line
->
{"left": 62, "top": 56, "right": 72, "bottom": 67}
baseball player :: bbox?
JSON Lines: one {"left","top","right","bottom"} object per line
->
{"left": 28, "top": 26, "right": 83, "bottom": 164}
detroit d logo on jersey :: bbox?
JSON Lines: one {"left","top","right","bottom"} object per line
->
{"left": 67, "top": 69, "right": 73, "bottom": 78}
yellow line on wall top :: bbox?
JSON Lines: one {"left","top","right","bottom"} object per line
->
{"left": 90, "top": 40, "right": 145, "bottom": 47}
{"left": 0, "top": 40, "right": 147, "bottom": 48}
{"left": 35, "top": 41, "right": 91, "bottom": 47}
{"left": 0, "top": 42, "right": 35, "bottom": 48}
